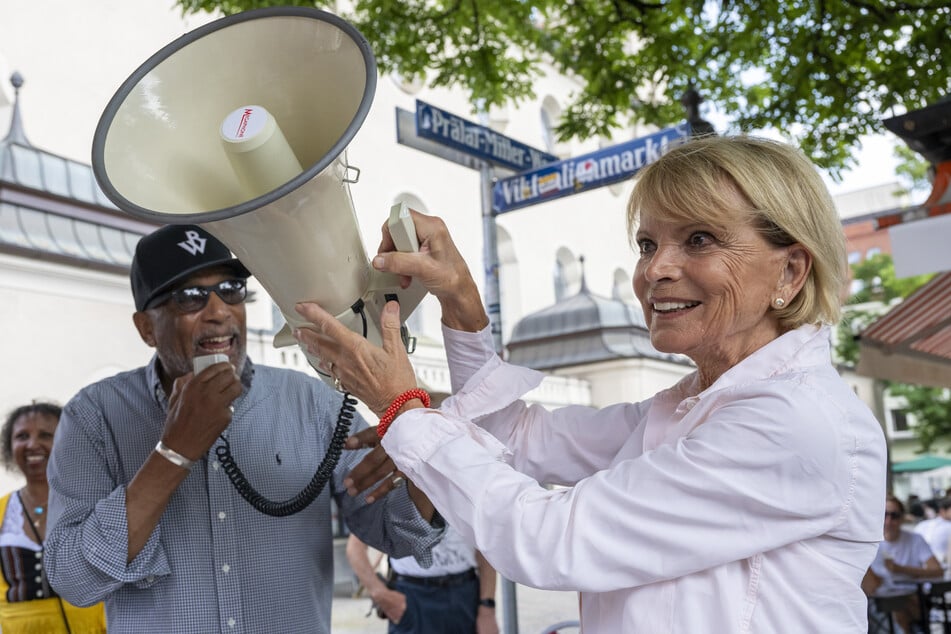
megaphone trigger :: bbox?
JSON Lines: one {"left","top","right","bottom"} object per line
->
{"left": 388, "top": 202, "right": 419, "bottom": 253}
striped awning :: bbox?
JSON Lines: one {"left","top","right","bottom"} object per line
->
{"left": 857, "top": 272, "right": 951, "bottom": 388}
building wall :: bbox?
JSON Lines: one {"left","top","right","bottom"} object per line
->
{"left": 843, "top": 219, "right": 892, "bottom": 266}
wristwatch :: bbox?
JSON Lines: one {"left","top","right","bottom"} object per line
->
{"left": 478, "top": 598, "right": 496, "bottom": 608}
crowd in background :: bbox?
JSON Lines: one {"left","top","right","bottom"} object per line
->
{"left": 864, "top": 493, "right": 951, "bottom": 634}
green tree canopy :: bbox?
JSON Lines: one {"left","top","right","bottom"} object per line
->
{"left": 177, "top": 0, "right": 949, "bottom": 177}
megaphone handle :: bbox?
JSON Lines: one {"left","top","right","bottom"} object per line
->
{"left": 388, "top": 202, "right": 419, "bottom": 253}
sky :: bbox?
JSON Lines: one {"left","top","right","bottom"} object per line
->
{"left": 823, "top": 133, "right": 903, "bottom": 196}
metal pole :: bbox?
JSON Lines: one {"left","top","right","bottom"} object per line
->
{"left": 479, "top": 162, "right": 517, "bottom": 633}
{"left": 481, "top": 163, "right": 504, "bottom": 352}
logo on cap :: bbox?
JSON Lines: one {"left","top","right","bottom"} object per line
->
{"left": 178, "top": 230, "right": 207, "bottom": 256}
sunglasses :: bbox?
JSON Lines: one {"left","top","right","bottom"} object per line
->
{"left": 148, "top": 279, "right": 247, "bottom": 312}
{"left": 884, "top": 511, "right": 903, "bottom": 520}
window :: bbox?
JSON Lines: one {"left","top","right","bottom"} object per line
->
{"left": 554, "top": 247, "right": 578, "bottom": 301}
{"left": 612, "top": 267, "right": 634, "bottom": 302}
{"left": 891, "top": 409, "right": 910, "bottom": 433}
{"left": 497, "top": 225, "right": 522, "bottom": 344}
{"left": 540, "top": 96, "right": 562, "bottom": 154}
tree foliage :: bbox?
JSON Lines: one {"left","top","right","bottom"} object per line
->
{"left": 836, "top": 253, "right": 933, "bottom": 364}
{"left": 890, "top": 383, "right": 951, "bottom": 453}
{"left": 175, "top": 0, "right": 949, "bottom": 177}
{"left": 894, "top": 143, "right": 935, "bottom": 197}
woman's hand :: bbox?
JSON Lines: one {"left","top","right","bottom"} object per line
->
{"left": 375, "top": 210, "right": 488, "bottom": 333}
{"left": 296, "top": 300, "right": 434, "bottom": 520}
{"left": 294, "top": 300, "right": 417, "bottom": 416}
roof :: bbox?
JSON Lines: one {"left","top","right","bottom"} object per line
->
{"left": 506, "top": 282, "right": 690, "bottom": 371}
{"left": 891, "top": 454, "right": 951, "bottom": 473}
{"left": 0, "top": 74, "right": 156, "bottom": 274}
{"left": 857, "top": 271, "right": 951, "bottom": 388}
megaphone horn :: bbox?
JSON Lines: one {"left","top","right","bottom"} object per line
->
{"left": 91, "top": 7, "right": 426, "bottom": 376}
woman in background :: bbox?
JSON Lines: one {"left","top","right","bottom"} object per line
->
{"left": 0, "top": 402, "right": 105, "bottom": 633}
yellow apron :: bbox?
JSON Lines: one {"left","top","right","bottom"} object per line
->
{"left": 0, "top": 492, "right": 106, "bottom": 633}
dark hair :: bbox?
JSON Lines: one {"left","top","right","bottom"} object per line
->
{"left": 1, "top": 402, "right": 62, "bottom": 470}
{"left": 885, "top": 493, "right": 906, "bottom": 514}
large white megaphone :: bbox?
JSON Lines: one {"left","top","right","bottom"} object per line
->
{"left": 91, "top": 7, "right": 425, "bottom": 377}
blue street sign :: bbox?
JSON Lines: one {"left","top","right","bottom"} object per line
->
{"left": 492, "top": 124, "right": 691, "bottom": 214}
{"left": 415, "top": 100, "right": 558, "bottom": 173}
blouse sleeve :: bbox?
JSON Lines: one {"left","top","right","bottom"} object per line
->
{"left": 441, "top": 326, "right": 650, "bottom": 484}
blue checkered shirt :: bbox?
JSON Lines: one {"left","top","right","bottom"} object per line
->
{"left": 45, "top": 357, "right": 441, "bottom": 634}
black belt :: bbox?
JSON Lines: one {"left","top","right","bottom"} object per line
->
{"left": 392, "top": 568, "right": 477, "bottom": 588}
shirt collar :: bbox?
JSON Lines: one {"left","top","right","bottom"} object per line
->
{"left": 657, "top": 324, "right": 830, "bottom": 406}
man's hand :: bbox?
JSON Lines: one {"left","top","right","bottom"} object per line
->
{"left": 162, "top": 362, "right": 241, "bottom": 460}
{"left": 345, "top": 428, "right": 405, "bottom": 504}
{"left": 477, "top": 606, "right": 501, "bottom": 634}
{"left": 345, "top": 427, "right": 434, "bottom": 520}
{"left": 372, "top": 587, "right": 407, "bottom": 624}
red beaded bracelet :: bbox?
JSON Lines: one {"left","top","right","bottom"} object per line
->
{"left": 377, "top": 388, "right": 431, "bottom": 438}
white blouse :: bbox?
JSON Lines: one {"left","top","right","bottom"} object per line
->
{"left": 382, "top": 324, "right": 887, "bottom": 633}
{"left": 0, "top": 493, "right": 42, "bottom": 551}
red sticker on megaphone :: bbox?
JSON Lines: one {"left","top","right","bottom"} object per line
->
{"left": 221, "top": 105, "right": 268, "bottom": 141}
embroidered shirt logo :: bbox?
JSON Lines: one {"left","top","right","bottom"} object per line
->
{"left": 178, "top": 230, "right": 207, "bottom": 256}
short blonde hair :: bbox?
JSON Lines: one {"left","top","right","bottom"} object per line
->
{"left": 627, "top": 135, "right": 846, "bottom": 328}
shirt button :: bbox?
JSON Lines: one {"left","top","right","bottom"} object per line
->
{"left": 35, "top": 551, "right": 42, "bottom": 559}
{"left": 218, "top": 511, "right": 226, "bottom": 520}
{"left": 212, "top": 461, "right": 220, "bottom": 470}
{"left": 35, "top": 575, "right": 42, "bottom": 583}
{"left": 228, "top": 618, "right": 236, "bottom": 628}
{"left": 146, "top": 575, "right": 155, "bottom": 583}
{"left": 35, "top": 563, "right": 42, "bottom": 571}
{"left": 222, "top": 564, "right": 231, "bottom": 573}
{"left": 36, "top": 590, "right": 44, "bottom": 597}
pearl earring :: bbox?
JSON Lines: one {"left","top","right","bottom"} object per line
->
{"left": 773, "top": 297, "right": 785, "bottom": 308}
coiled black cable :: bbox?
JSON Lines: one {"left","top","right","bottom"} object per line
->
{"left": 215, "top": 392, "right": 357, "bottom": 517}
{"left": 215, "top": 298, "right": 369, "bottom": 517}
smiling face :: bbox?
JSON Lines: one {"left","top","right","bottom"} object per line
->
{"left": 11, "top": 411, "right": 57, "bottom": 483}
{"left": 133, "top": 266, "right": 247, "bottom": 392}
{"left": 883, "top": 498, "right": 904, "bottom": 542}
{"left": 633, "top": 191, "right": 808, "bottom": 389}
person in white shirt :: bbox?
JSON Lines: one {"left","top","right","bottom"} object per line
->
{"left": 864, "top": 494, "right": 942, "bottom": 633}
{"left": 914, "top": 497, "right": 951, "bottom": 565}
{"left": 295, "top": 135, "right": 887, "bottom": 633}
{"left": 346, "top": 528, "right": 499, "bottom": 634}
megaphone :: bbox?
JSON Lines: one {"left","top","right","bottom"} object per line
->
{"left": 91, "top": 6, "right": 425, "bottom": 378}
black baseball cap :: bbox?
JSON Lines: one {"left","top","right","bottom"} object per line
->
{"left": 131, "top": 224, "right": 251, "bottom": 311}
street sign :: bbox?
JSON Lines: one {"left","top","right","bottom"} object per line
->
{"left": 493, "top": 124, "right": 690, "bottom": 214}
{"left": 414, "top": 100, "right": 558, "bottom": 173}
{"left": 395, "top": 107, "right": 486, "bottom": 171}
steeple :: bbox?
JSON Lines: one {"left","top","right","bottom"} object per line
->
{"left": 578, "top": 255, "right": 589, "bottom": 294}
{"left": 2, "top": 72, "right": 32, "bottom": 146}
